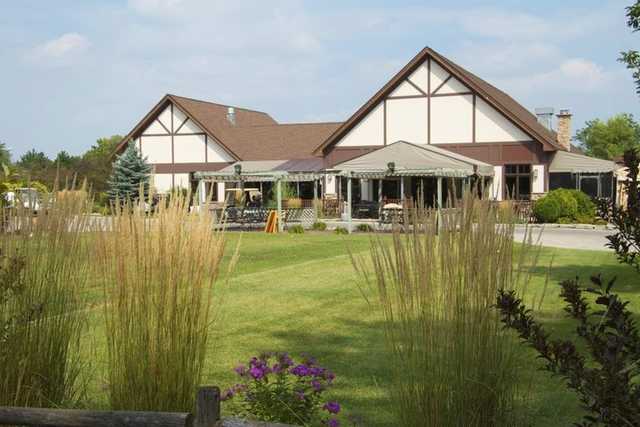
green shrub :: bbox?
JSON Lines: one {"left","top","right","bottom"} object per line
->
{"left": 311, "top": 221, "right": 327, "bottom": 231}
{"left": 356, "top": 223, "right": 374, "bottom": 232}
{"left": 532, "top": 196, "right": 563, "bottom": 223}
{"left": 533, "top": 189, "right": 595, "bottom": 223}
{"left": 334, "top": 226, "right": 348, "bottom": 235}
{"left": 288, "top": 224, "right": 304, "bottom": 234}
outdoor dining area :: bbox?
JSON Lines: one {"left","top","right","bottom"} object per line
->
{"left": 330, "top": 141, "right": 495, "bottom": 229}
{"left": 193, "top": 142, "right": 495, "bottom": 232}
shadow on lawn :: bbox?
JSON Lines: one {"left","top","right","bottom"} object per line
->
{"left": 268, "top": 316, "right": 394, "bottom": 426}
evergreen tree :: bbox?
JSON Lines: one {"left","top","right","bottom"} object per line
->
{"left": 107, "top": 143, "right": 151, "bottom": 201}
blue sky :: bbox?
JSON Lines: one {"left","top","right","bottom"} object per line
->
{"left": 1, "top": 0, "right": 638, "bottom": 159}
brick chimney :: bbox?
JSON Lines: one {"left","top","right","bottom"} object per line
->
{"left": 556, "top": 109, "right": 572, "bottom": 151}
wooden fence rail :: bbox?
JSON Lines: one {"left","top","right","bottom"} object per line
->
{"left": 0, "top": 386, "right": 292, "bottom": 427}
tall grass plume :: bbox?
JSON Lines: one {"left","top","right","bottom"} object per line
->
{"left": 353, "top": 190, "right": 541, "bottom": 426}
{"left": 95, "top": 192, "right": 231, "bottom": 412}
{"left": 0, "top": 187, "right": 91, "bottom": 407}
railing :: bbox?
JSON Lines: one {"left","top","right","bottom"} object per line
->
{"left": 0, "top": 386, "right": 293, "bottom": 427}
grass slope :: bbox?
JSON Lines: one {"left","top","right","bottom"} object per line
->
{"left": 82, "top": 232, "right": 639, "bottom": 426}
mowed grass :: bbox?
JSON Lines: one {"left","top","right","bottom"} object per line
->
{"left": 80, "top": 231, "right": 640, "bottom": 426}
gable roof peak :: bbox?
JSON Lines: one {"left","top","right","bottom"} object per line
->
{"left": 314, "top": 46, "right": 561, "bottom": 154}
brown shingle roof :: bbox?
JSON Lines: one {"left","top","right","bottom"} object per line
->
{"left": 219, "top": 122, "right": 342, "bottom": 160}
{"left": 314, "top": 47, "right": 561, "bottom": 154}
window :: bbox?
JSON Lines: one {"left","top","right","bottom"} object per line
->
{"left": 504, "top": 164, "right": 531, "bottom": 200}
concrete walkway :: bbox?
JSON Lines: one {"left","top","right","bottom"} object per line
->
{"left": 514, "top": 226, "right": 613, "bottom": 251}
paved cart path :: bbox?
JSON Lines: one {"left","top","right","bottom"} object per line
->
{"left": 514, "top": 226, "right": 613, "bottom": 251}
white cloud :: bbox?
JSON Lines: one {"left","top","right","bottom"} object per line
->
{"left": 29, "top": 33, "right": 90, "bottom": 62}
{"left": 497, "top": 58, "right": 613, "bottom": 99}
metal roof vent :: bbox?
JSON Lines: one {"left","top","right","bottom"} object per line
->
{"left": 226, "top": 107, "right": 236, "bottom": 126}
{"left": 534, "top": 107, "right": 554, "bottom": 130}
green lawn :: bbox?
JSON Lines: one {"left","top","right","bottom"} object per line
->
{"left": 82, "top": 231, "right": 640, "bottom": 426}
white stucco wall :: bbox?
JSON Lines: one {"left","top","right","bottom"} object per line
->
{"left": 177, "top": 118, "right": 202, "bottom": 134}
{"left": 140, "top": 135, "right": 172, "bottom": 163}
{"left": 174, "top": 173, "right": 190, "bottom": 189}
{"left": 143, "top": 120, "right": 168, "bottom": 135}
{"left": 336, "top": 103, "right": 384, "bottom": 147}
{"left": 409, "top": 63, "right": 429, "bottom": 93}
{"left": 430, "top": 61, "right": 450, "bottom": 93}
{"left": 174, "top": 134, "right": 206, "bottom": 163}
{"left": 173, "top": 106, "right": 187, "bottom": 129}
{"left": 152, "top": 173, "right": 173, "bottom": 193}
{"left": 157, "top": 106, "right": 172, "bottom": 131}
{"left": 430, "top": 95, "right": 473, "bottom": 143}
{"left": 532, "top": 164, "right": 545, "bottom": 194}
{"left": 207, "top": 137, "right": 234, "bottom": 162}
{"left": 437, "top": 76, "right": 468, "bottom": 94}
{"left": 389, "top": 81, "right": 421, "bottom": 97}
{"left": 386, "top": 98, "right": 428, "bottom": 144}
{"left": 475, "top": 98, "right": 530, "bottom": 142}
{"left": 491, "top": 166, "right": 503, "bottom": 201}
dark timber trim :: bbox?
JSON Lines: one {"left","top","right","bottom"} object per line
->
{"left": 432, "top": 74, "right": 452, "bottom": 95}
{"left": 431, "top": 91, "right": 473, "bottom": 98}
{"left": 472, "top": 94, "right": 476, "bottom": 143}
{"left": 157, "top": 118, "right": 171, "bottom": 134}
{"left": 386, "top": 94, "right": 427, "bottom": 100}
{"left": 406, "top": 78, "right": 427, "bottom": 95}
{"left": 175, "top": 117, "right": 190, "bottom": 133}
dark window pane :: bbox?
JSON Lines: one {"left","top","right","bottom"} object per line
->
{"left": 505, "top": 176, "right": 517, "bottom": 199}
{"left": 518, "top": 176, "right": 531, "bottom": 199}
{"left": 518, "top": 165, "right": 531, "bottom": 173}
{"left": 505, "top": 165, "right": 517, "bottom": 174}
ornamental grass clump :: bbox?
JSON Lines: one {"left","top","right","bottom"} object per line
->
{"left": 223, "top": 352, "right": 341, "bottom": 426}
{"left": 353, "top": 191, "right": 541, "bottom": 427}
{"left": 0, "top": 187, "right": 91, "bottom": 407}
{"left": 95, "top": 191, "right": 231, "bottom": 412}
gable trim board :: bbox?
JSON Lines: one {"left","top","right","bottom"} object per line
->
{"left": 314, "top": 47, "right": 560, "bottom": 155}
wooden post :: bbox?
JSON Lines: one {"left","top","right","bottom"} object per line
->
{"left": 378, "top": 178, "right": 383, "bottom": 219}
{"left": 194, "top": 386, "right": 220, "bottom": 427}
{"left": 400, "top": 177, "right": 404, "bottom": 206}
{"left": 276, "top": 179, "right": 283, "bottom": 233}
{"left": 347, "top": 174, "right": 352, "bottom": 234}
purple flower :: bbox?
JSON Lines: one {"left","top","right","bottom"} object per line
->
{"left": 234, "top": 364, "right": 247, "bottom": 376}
{"left": 295, "top": 390, "right": 306, "bottom": 401}
{"left": 250, "top": 366, "right": 266, "bottom": 380}
{"left": 278, "top": 352, "right": 294, "bottom": 367}
{"left": 290, "top": 364, "right": 310, "bottom": 377}
{"left": 311, "top": 380, "right": 323, "bottom": 392}
{"left": 323, "top": 401, "right": 341, "bottom": 414}
{"left": 328, "top": 419, "right": 340, "bottom": 427}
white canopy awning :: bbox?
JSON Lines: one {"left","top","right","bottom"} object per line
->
{"left": 332, "top": 141, "right": 494, "bottom": 177}
{"left": 549, "top": 150, "right": 615, "bottom": 173}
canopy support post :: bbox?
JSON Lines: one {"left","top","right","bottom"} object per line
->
{"left": 400, "top": 177, "right": 405, "bottom": 206}
{"left": 347, "top": 174, "right": 352, "bottom": 234}
{"left": 197, "top": 179, "right": 206, "bottom": 207}
{"left": 437, "top": 176, "right": 443, "bottom": 232}
{"left": 276, "top": 179, "right": 283, "bottom": 233}
{"left": 313, "top": 179, "right": 319, "bottom": 222}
